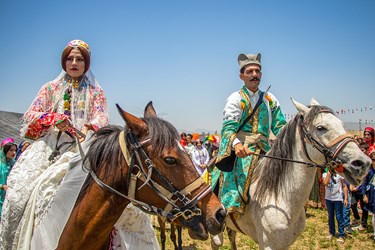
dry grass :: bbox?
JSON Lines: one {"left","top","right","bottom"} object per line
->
{"left": 154, "top": 208, "right": 375, "bottom": 249}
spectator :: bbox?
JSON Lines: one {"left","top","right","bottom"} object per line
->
{"left": 356, "top": 136, "right": 364, "bottom": 145}
{"left": 363, "top": 152, "right": 375, "bottom": 241}
{"left": 184, "top": 134, "right": 195, "bottom": 156}
{"left": 363, "top": 127, "right": 375, "bottom": 154}
{"left": 0, "top": 140, "right": 17, "bottom": 218}
{"left": 15, "top": 140, "right": 31, "bottom": 161}
{"left": 191, "top": 139, "right": 210, "bottom": 177}
{"left": 323, "top": 170, "right": 348, "bottom": 244}
{"left": 342, "top": 181, "right": 353, "bottom": 234}
{"left": 308, "top": 168, "right": 325, "bottom": 209}
{"left": 359, "top": 142, "right": 369, "bottom": 155}
{"left": 351, "top": 182, "right": 369, "bottom": 230}
{"left": 179, "top": 132, "right": 187, "bottom": 147}
{"left": 0, "top": 138, "right": 15, "bottom": 148}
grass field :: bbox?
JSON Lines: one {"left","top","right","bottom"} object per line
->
{"left": 154, "top": 208, "right": 375, "bottom": 249}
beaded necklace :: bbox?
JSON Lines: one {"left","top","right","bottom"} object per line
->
{"left": 63, "top": 78, "right": 80, "bottom": 116}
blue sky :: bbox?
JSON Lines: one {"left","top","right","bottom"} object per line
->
{"left": 0, "top": 0, "right": 374, "bottom": 133}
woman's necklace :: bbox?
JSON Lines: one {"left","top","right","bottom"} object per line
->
{"left": 63, "top": 78, "right": 80, "bottom": 116}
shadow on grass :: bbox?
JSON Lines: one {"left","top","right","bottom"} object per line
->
{"left": 181, "top": 244, "right": 198, "bottom": 250}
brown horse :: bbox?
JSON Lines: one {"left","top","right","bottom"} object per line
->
{"left": 56, "top": 102, "right": 226, "bottom": 249}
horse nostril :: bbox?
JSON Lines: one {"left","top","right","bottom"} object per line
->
{"left": 215, "top": 208, "right": 227, "bottom": 224}
{"left": 351, "top": 160, "right": 365, "bottom": 168}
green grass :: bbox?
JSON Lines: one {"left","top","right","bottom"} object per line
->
{"left": 154, "top": 208, "right": 375, "bottom": 249}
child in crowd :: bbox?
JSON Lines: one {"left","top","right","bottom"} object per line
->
{"left": 323, "top": 170, "right": 348, "bottom": 244}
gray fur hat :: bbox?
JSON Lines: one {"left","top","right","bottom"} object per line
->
{"left": 237, "top": 53, "right": 261, "bottom": 71}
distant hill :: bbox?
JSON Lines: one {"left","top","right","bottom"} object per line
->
{"left": 0, "top": 110, "right": 23, "bottom": 145}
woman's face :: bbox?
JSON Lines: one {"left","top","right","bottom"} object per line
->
{"left": 6, "top": 145, "right": 17, "bottom": 160}
{"left": 65, "top": 48, "right": 85, "bottom": 79}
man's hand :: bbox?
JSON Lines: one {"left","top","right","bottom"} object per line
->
{"left": 234, "top": 143, "right": 253, "bottom": 158}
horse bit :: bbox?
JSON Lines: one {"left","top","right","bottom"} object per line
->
{"left": 77, "top": 128, "right": 212, "bottom": 228}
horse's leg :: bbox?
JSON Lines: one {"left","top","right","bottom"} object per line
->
{"left": 157, "top": 216, "right": 167, "bottom": 250}
{"left": 177, "top": 224, "right": 182, "bottom": 250}
{"left": 227, "top": 227, "right": 237, "bottom": 250}
{"left": 170, "top": 222, "right": 178, "bottom": 250}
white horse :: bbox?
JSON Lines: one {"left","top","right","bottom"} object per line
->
{"left": 211, "top": 98, "right": 371, "bottom": 250}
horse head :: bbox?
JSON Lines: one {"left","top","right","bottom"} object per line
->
{"left": 292, "top": 97, "right": 371, "bottom": 185}
{"left": 116, "top": 101, "right": 226, "bottom": 240}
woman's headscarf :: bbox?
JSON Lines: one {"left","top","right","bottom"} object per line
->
{"left": 15, "top": 140, "right": 30, "bottom": 161}
{"left": 20, "top": 39, "right": 109, "bottom": 137}
{"left": 1, "top": 138, "right": 14, "bottom": 149}
{"left": 0, "top": 143, "right": 17, "bottom": 170}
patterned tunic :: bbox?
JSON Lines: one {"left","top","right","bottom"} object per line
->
{"left": 212, "top": 86, "right": 286, "bottom": 214}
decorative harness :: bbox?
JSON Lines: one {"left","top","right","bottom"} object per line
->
{"left": 248, "top": 109, "right": 354, "bottom": 171}
{"left": 230, "top": 108, "right": 355, "bottom": 234}
{"left": 77, "top": 129, "right": 212, "bottom": 228}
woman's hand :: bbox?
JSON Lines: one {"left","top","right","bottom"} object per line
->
{"left": 56, "top": 120, "right": 71, "bottom": 132}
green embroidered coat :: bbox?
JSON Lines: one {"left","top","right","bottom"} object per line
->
{"left": 212, "top": 86, "right": 286, "bottom": 214}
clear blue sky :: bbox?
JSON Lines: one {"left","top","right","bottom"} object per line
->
{"left": 0, "top": 0, "right": 374, "bottom": 133}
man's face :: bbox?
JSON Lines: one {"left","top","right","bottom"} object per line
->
{"left": 240, "top": 64, "right": 262, "bottom": 92}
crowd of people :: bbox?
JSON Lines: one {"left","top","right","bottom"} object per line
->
{"left": 179, "top": 132, "right": 219, "bottom": 183}
{"left": 307, "top": 126, "right": 375, "bottom": 243}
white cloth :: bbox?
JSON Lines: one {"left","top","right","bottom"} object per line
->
{"left": 191, "top": 147, "right": 210, "bottom": 176}
{"left": 323, "top": 172, "right": 344, "bottom": 201}
{"left": 112, "top": 204, "right": 160, "bottom": 250}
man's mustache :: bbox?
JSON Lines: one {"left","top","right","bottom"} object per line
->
{"left": 250, "top": 77, "right": 260, "bottom": 81}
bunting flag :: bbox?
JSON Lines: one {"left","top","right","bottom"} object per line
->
{"left": 283, "top": 105, "right": 374, "bottom": 122}
{"left": 204, "top": 134, "right": 218, "bottom": 143}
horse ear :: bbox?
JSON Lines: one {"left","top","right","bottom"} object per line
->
{"left": 291, "top": 98, "right": 310, "bottom": 117}
{"left": 310, "top": 97, "right": 320, "bottom": 106}
{"left": 144, "top": 101, "right": 157, "bottom": 118}
{"left": 116, "top": 104, "right": 148, "bottom": 135}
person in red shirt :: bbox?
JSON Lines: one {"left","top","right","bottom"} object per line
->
{"left": 179, "top": 132, "right": 187, "bottom": 146}
{"left": 363, "top": 127, "right": 375, "bottom": 154}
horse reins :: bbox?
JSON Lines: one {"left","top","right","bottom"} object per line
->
{"left": 77, "top": 129, "right": 212, "bottom": 228}
{"left": 246, "top": 110, "right": 354, "bottom": 172}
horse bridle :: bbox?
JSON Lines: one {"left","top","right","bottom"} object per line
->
{"left": 298, "top": 109, "right": 355, "bottom": 171}
{"left": 249, "top": 109, "right": 355, "bottom": 172}
{"left": 79, "top": 129, "right": 212, "bottom": 228}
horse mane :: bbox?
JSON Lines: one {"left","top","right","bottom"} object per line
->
{"left": 253, "top": 105, "right": 335, "bottom": 203}
{"left": 77, "top": 117, "right": 179, "bottom": 202}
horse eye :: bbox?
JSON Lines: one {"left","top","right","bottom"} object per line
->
{"left": 316, "top": 125, "right": 326, "bottom": 131}
{"left": 164, "top": 157, "right": 176, "bottom": 165}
